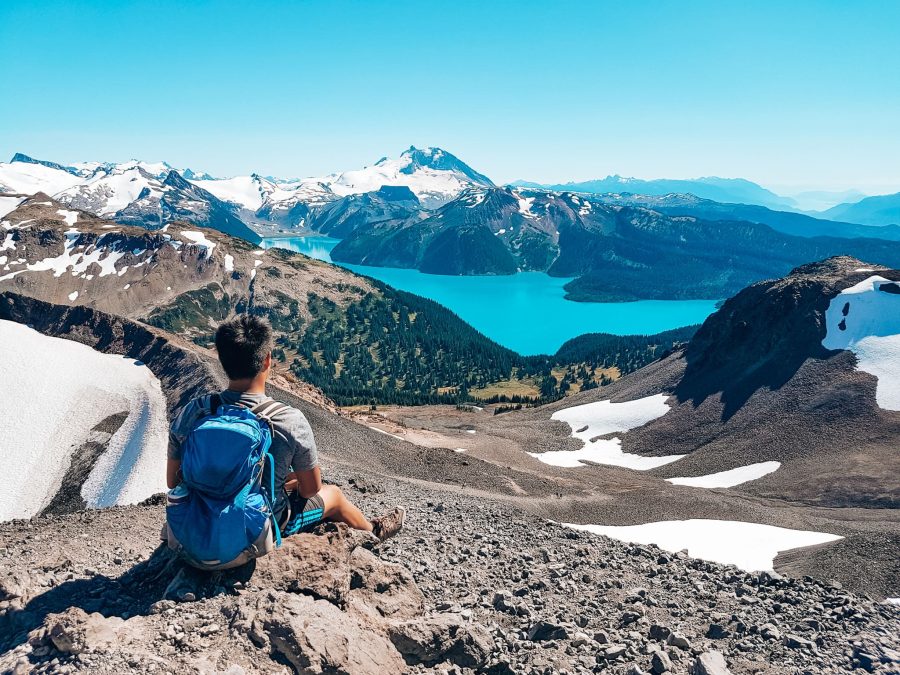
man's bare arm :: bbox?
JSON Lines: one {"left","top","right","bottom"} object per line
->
{"left": 167, "top": 459, "right": 182, "bottom": 489}
{"left": 287, "top": 466, "right": 323, "bottom": 499}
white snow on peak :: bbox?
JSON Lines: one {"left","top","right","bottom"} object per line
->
{"left": 0, "top": 320, "right": 168, "bottom": 520}
{"left": 180, "top": 230, "right": 217, "bottom": 259}
{"left": 55, "top": 165, "right": 164, "bottom": 217}
{"left": 323, "top": 149, "right": 478, "bottom": 207}
{"left": 665, "top": 461, "right": 781, "bottom": 488}
{"left": 190, "top": 174, "right": 270, "bottom": 211}
{"left": 0, "top": 160, "right": 83, "bottom": 196}
{"left": 564, "top": 519, "right": 842, "bottom": 572}
{"left": 822, "top": 275, "right": 900, "bottom": 410}
{"left": 531, "top": 394, "right": 683, "bottom": 470}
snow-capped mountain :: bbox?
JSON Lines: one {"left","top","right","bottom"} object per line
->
{"left": 0, "top": 155, "right": 259, "bottom": 242}
{"left": 0, "top": 146, "right": 492, "bottom": 237}
{"left": 190, "top": 173, "right": 336, "bottom": 229}
{"left": 322, "top": 146, "right": 494, "bottom": 209}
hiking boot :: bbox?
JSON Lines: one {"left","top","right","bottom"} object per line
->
{"left": 371, "top": 507, "right": 406, "bottom": 543}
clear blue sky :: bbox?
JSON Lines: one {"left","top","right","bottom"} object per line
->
{"left": 2, "top": 0, "right": 898, "bottom": 192}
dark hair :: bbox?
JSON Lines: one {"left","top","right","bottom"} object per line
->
{"left": 214, "top": 315, "right": 273, "bottom": 380}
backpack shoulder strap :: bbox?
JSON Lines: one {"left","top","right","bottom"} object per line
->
{"left": 205, "top": 393, "right": 222, "bottom": 416}
{"left": 251, "top": 400, "right": 289, "bottom": 427}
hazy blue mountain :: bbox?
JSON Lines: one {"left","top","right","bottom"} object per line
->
{"left": 592, "top": 193, "right": 900, "bottom": 241}
{"left": 510, "top": 175, "right": 798, "bottom": 210}
{"left": 787, "top": 189, "right": 866, "bottom": 212}
{"left": 821, "top": 192, "right": 900, "bottom": 226}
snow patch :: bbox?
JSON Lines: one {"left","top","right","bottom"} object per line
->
{"left": 564, "top": 519, "right": 842, "bottom": 572}
{"left": 180, "top": 230, "right": 216, "bottom": 259}
{"left": 666, "top": 461, "right": 781, "bottom": 488}
{"left": 68, "top": 291, "right": 78, "bottom": 301}
{"left": 0, "top": 320, "right": 168, "bottom": 520}
{"left": 533, "top": 394, "right": 682, "bottom": 470}
{"left": 224, "top": 254, "right": 234, "bottom": 272}
{"left": 0, "top": 196, "right": 24, "bottom": 219}
{"left": 516, "top": 194, "right": 537, "bottom": 219}
{"left": 822, "top": 275, "right": 900, "bottom": 410}
{"left": 56, "top": 209, "right": 79, "bottom": 226}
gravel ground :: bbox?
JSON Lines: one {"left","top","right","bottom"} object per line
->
{"left": 1, "top": 461, "right": 898, "bottom": 674}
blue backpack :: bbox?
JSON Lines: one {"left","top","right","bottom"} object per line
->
{"left": 165, "top": 395, "right": 287, "bottom": 570}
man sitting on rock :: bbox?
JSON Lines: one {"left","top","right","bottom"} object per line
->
{"left": 166, "top": 314, "right": 405, "bottom": 553}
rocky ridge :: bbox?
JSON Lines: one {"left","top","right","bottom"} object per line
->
{"left": 0, "top": 470, "right": 898, "bottom": 674}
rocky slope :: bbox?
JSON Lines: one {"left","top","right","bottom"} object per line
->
{"left": 0, "top": 464, "right": 898, "bottom": 674}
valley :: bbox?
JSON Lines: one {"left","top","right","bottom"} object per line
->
{"left": 262, "top": 234, "right": 717, "bottom": 355}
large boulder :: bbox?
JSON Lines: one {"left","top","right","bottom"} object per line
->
{"left": 348, "top": 547, "right": 425, "bottom": 622}
{"left": 262, "top": 591, "right": 406, "bottom": 674}
{"left": 252, "top": 525, "right": 375, "bottom": 607}
{"left": 388, "top": 613, "right": 494, "bottom": 669}
{"left": 38, "top": 608, "right": 126, "bottom": 655}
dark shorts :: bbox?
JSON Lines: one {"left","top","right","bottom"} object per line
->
{"left": 278, "top": 491, "right": 326, "bottom": 536}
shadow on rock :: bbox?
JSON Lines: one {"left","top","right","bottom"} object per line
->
{"left": 1, "top": 523, "right": 494, "bottom": 674}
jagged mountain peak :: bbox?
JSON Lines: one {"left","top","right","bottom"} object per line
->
{"left": 397, "top": 145, "right": 494, "bottom": 186}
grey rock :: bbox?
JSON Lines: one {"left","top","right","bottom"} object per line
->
{"left": 527, "top": 621, "right": 568, "bottom": 642}
{"left": 667, "top": 632, "right": 691, "bottom": 650}
{"left": 388, "top": 614, "right": 493, "bottom": 668}
{"left": 263, "top": 592, "right": 405, "bottom": 674}
{"left": 652, "top": 649, "right": 674, "bottom": 673}
{"left": 690, "top": 650, "right": 732, "bottom": 675}
{"left": 649, "top": 624, "right": 672, "bottom": 641}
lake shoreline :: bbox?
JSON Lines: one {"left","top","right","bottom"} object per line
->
{"left": 262, "top": 236, "right": 719, "bottom": 355}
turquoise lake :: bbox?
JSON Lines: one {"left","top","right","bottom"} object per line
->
{"left": 262, "top": 236, "right": 719, "bottom": 356}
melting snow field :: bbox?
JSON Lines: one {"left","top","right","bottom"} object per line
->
{"left": 0, "top": 320, "right": 168, "bottom": 520}
{"left": 822, "top": 275, "right": 900, "bottom": 410}
{"left": 666, "top": 461, "right": 781, "bottom": 488}
{"left": 565, "top": 519, "right": 843, "bottom": 572}
{"left": 531, "top": 394, "right": 684, "bottom": 470}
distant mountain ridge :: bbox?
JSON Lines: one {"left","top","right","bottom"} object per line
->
{"left": 821, "top": 191, "right": 900, "bottom": 227}
{"left": 0, "top": 146, "right": 493, "bottom": 235}
{"left": 512, "top": 174, "right": 799, "bottom": 211}
{"left": 328, "top": 185, "right": 900, "bottom": 301}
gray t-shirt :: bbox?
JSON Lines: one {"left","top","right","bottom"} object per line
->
{"left": 168, "top": 390, "right": 318, "bottom": 517}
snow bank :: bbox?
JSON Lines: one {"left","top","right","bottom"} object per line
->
{"left": 224, "top": 254, "right": 234, "bottom": 272}
{"left": 666, "top": 461, "right": 781, "bottom": 488}
{"left": 0, "top": 161, "right": 83, "bottom": 196}
{"left": 56, "top": 209, "right": 79, "bottom": 226}
{"left": 180, "top": 230, "right": 217, "bottom": 259}
{"left": 532, "top": 394, "right": 683, "bottom": 470}
{"left": 190, "top": 174, "right": 266, "bottom": 211}
{"left": 0, "top": 196, "right": 24, "bottom": 219}
{"left": 0, "top": 320, "right": 168, "bottom": 520}
{"left": 822, "top": 275, "right": 900, "bottom": 410}
{"left": 564, "top": 519, "right": 842, "bottom": 572}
